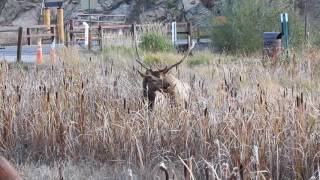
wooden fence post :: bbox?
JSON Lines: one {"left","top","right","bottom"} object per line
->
{"left": 17, "top": 27, "right": 23, "bottom": 62}
{"left": 187, "top": 22, "right": 192, "bottom": 48}
{"left": 98, "top": 25, "right": 103, "bottom": 51}
{"left": 43, "top": 7, "right": 51, "bottom": 30}
{"left": 27, "top": 28, "right": 31, "bottom": 45}
{"left": 69, "top": 20, "right": 74, "bottom": 45}
{"left": 57, "top": 8, "right": 65, "bottom": 44}
{"left": 131, "top": 24, "right": 136, "bottom": 41}
{"left": 88, "top": 29, "right": 92, "bottom": 51}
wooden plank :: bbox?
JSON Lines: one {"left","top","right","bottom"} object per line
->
{"left": 73, "top": 19, "right": 125, "bottom": 24}
{"left": 25, "top": 34, "right": 56, "bottom": 38}
{"left": 24, "top": 25, "right": 56, "bottom": 29}
{"left": 100, "top": 24, "right": 132, "bottom": 29}
{"left": 75, "top": 35, "right": 101, "bottom": 40}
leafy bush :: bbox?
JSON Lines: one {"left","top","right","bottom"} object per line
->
{"left": 139, "top": 32, "right": 174, "bottom": 52}
{"left": 310, "top": 30, "right": 320, "bottom": 47}
{"left": 211, "top": 0, "right": 305, "bottom": 54}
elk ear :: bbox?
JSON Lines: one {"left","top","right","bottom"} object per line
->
{"left": 137, "top": 70, "right": 146, "bottom": 77}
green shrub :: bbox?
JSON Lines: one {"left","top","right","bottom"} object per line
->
{"left": 139, "top": 32, "right": 174, "bottom": 52}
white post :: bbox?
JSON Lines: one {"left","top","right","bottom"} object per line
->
{"left": 83, "top": 22, "right": 89, "bottom": 47}
{"left": 171, "top": 21, "right": 177, "bottom": 44}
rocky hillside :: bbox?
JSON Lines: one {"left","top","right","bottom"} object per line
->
{"left": 0, "top": 0, "right": 213, "bottom": 26}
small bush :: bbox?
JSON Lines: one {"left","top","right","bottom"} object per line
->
{"left": 139, "top": 32, "right": 174, "bottom": 52}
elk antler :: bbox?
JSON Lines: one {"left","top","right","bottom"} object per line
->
{"left": 136, "top": 69, "right": 147, "bottom": 77}
{"left": 161, "top": 41, "right": 196, "bottom": 74}
{"left": 133, "top": 24, "right": 150, "bottom": 70}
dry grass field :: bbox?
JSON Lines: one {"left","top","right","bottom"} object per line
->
{"left": 0, "top": 44, "right": 320, "bottom": 179}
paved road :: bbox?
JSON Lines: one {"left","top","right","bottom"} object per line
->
{"left": 0, "top": 44, "right": 64, "bottom": 63}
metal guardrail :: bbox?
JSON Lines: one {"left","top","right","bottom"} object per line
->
{"left": 72, "top": 13, "right": 126, "bottom": 26}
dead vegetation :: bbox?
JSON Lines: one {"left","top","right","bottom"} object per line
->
{"left": 0, "top": 46, "right": 319, "bottom": 179}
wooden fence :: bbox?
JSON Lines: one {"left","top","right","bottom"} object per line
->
{"left": 0, "top": 25, "right": 57, "bottom": 62}
{"left": 66, "top": 22, "right": 194, "bottom": 51}
{"left": 26, "top": 25, "right": 56, "bottom": 45}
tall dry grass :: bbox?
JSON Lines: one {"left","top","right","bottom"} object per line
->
{"left": 0, "top": 46, "right": 320, "bottom": 179}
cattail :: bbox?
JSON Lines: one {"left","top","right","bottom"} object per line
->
{"left": 18, "top": 94, "right": 21, "bottom": 103}
{"left": 204, "top": 106, "right": 208, "bottom": 117}
{"left": 222, "top": 163, "right": 230, "bottom": 179}
{"left": 123, "top": 98, "right": 126, "bottom": 110}
{"left": 205, "top": 165, "right": 214, "bottom": 180}
{"left": 160, "top": 162, "right": 169, "bottom": 180}
{"left": 239, "top": 164, "right": 244, "bottom": 180}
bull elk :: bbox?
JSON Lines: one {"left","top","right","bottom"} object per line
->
{"left": 134, "top": 36, "right": 195, "bottom": 110}
{"left": 0, "top": 156, "right": 22, "bottom": 180}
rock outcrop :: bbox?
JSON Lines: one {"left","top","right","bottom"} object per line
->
{"left": 0, "top": 0, "right": 213, "bottom": 27}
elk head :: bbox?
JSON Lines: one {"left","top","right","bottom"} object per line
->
{"left": 134, "top": 37, "right": 195, "bottom": 110}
